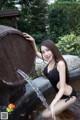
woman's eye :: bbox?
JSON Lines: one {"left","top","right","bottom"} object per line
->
{"left": 41, "top": 49, "right": 49, "bottom": 54}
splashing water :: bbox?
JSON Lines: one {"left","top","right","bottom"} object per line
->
{"left": 17, "top": 69, "right": 50, "bottom": 110}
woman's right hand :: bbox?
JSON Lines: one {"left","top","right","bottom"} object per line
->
{"left": 23, "top": 32, "right": 42, "bottom": 59}
{"left": 23, "top": 32, "right": 35, "bottom": 42}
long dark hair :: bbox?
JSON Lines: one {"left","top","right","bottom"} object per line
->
{"left": 41, "top": 40, "right": 69, "bottom": 83}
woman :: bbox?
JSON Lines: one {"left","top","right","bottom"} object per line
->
{"left": 23, "top": 33, "right": 77, "bottom": 120}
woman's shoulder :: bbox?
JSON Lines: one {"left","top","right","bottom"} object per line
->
{"left": 57, "top": 60, "right": 65, "bottom": 70}
{"left": 57, "top": 60, "right": 65, "bottom": 66}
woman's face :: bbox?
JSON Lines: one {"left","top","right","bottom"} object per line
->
{"left": 41, "top": 46, "right": 53, "bottom": 62}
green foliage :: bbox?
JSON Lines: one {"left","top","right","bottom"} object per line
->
{"left": 57, "top": 33, "right": 80, "bottom": 56}
{"left": 48, "top": 1, "right": 80, "bottom": 42}
{"left": 49, "top": 8, "right": 70, "bottom": 42}
{"left": 53, "top": 1, "right": 80, "bottom": 35}
{"left": 0, "top": 0, "right": 80, "bottom": 45}
{"left": 18, "top": 0, "right": 48, "bottom": 34}
{"left": 0, "top": 0, "right": 48, "bottom": 36}
{"left": 0, "top": 19, "right": 12, "bottom": 26}
{"left": 0, "top": 0, "right": 18, "bottom": 26}
{"left": 31, "top": 33, "right": 48, "bottom": 44}
{"left": 0, "top": 0, "right": 16, "bottom": 10}
{"left": 18, "top": 19, "right": 30, "bottom": 32}
{"left": 56, "top": 0, "right": 80, "bottom": 3}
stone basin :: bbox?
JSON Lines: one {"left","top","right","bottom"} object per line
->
{"left": 11, "top": 55, "right": 80, "bottom": 120}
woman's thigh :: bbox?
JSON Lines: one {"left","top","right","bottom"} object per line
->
{"left": 53, "top": 96, "right": 76, "bottom": 115}
{"left": 42, "top": 96, "right": 76, "bottom": 118}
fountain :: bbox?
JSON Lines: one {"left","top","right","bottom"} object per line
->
{"left": 0, "top": 25, "right": 80, "bottom": 120}
{"left": 17, "top": 69, "right": 50, "bottom": 110}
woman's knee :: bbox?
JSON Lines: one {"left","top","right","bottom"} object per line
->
{"left": 41, "top": 108, "right": 52, "bottom": 118}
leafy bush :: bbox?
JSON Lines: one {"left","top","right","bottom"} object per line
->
{"left": 32, "top": 33, "right": 48, "bottom": 44}
{"left": 48, "top": 2, "right": 80, "bottom": 42}
{"left": 49, "top": 8, "right": 70, "bottom": 42}
{"left": 57, "top": 33, "right": 80, "bottom": 56}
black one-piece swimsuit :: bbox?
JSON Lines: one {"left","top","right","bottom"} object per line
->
{"left": 43, "top": 65, "right": 77, "bottom": 102}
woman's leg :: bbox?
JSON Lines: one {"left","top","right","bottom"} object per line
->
{"left": 42, "top": 96, "right": 76, "bottom": 118}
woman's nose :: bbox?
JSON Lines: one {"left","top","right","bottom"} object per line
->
{"left": 45, "top": 52, "right": 48, "bottom": 56}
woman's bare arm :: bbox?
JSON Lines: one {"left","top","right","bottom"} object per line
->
{"left": 23, "top": 33, "right": 42, "bottom": 59}
{"left": 50, "top": 61, "right": 66, "bottom": 106}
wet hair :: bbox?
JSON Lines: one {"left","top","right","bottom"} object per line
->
{"left": 40, "top": 40, "right": 70, "bottom": 83}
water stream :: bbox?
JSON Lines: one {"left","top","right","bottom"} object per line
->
{"left": 17, "top": 69, "right": 50, "bottom": 110}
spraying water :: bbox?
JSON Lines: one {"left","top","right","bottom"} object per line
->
{"left": 17, "top": 69, "right": 50, "bottom": 110}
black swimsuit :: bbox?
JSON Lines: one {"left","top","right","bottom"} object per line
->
{"left": 43, "top": 65, "right": 77, "bottom": 102}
